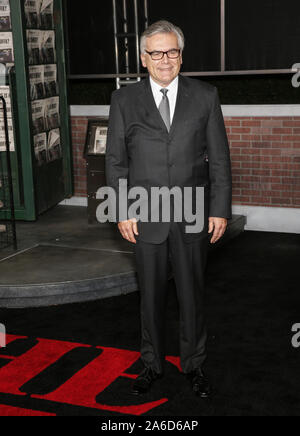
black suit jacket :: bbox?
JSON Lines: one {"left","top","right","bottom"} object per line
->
{"left": 105, "top": 73, "right": 232, "bottom": 244}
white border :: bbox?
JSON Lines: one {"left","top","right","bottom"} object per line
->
{"left": 60, "top": 197, "right": 87, "bottom": 207}
{"left": 233, "top": 205, "right": 300, "bottom": 234}
{"left": 222, "top": 105, "right": 300, "bottom": 117}
{"left": 70, "top": 104, "right": 300, "bottom": 118}
{"left": 70, "top": 106, "right": 110, "bottom": 117}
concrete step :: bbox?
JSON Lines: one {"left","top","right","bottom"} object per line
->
{"left": 0, "top": 206, "right": 246, "bottom": 308}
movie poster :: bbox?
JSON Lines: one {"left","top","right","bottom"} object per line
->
{"left": 0, "top": 120, "right": 14, "bottom": 152}
{"left": 0, "top": 85, "right": 12, "bottom": 117}
{"left": 44, "top": 64, "right": 58, "bottom": 97}
{"left": 24, "top": 0, "right": 42, "bottom": 29}
{"left": 0, "top": 131, "right": 14, "bottom": 151}
{"left": 41, "top": 30, "right": 56, "bottom": 63}
{"left": 34, "top": 132, "right": 47, "bottom": 165}
{"left": 0, "top": 31, "right": 13, "bottom": 63}
{"left": 0, "top": 85, "right": 14, "bottom": 151}
{"left": 93, "top": 126, "right": 108, "bottom": 155}
{"left": 29, "top": 65, "right": 45, "bottom": 100}
{"left": 40, "top": 0, "right": 53, "bottom": 29}
{"left": 31, "top": 99, "right": 45, "bottom": 134}
{"left": 47, "top": 128, "right": 61, "bottom": 161}
{"left": 27, "top": 30, "right": 42, "bottom": 65}
{"left": 45, "top": 96, "right": 59, "bottom": 130}
{"left": 0, "top": 0, "right": 11, "bottom": 31}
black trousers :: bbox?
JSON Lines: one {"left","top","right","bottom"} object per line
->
{"left": 134, "top": 221, "right": 209, "bottom": 375}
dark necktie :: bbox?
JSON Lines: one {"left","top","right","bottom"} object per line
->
{"left": 159, "top": 88, "right": 171, "bottom": 132}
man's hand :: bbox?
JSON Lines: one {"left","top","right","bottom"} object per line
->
{"left": 118, "top": 218, "right": 139, "bottom": 244}
{"left": 208, "top": 217, "right": 228, "bottom": 244}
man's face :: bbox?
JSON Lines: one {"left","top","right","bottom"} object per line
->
{"left": 141, "top": 32, "right": 183, "bottom": 87}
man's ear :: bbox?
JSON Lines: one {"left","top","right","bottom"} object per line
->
{"left": 140, "top": 53, "right": 147, "bottom": 68}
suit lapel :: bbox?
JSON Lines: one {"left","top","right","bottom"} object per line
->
{"left": 168, "top": 74, "right": 190, "bottom": 140}
{"left": 139, "top": 74, "right": 190, "bottom": 137}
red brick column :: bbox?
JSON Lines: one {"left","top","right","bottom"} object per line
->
{"left": 71, "top": 117, "right": 89, "bottom": 197}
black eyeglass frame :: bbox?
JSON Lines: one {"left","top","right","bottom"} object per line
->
{"left": 145, "top": 49, "right": 181, "bottom": 60}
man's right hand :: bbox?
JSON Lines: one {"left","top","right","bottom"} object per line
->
{"left": 118, "top": 218, "right": 139, "bottom": 244}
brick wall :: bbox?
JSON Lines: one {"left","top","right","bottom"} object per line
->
{"left": 225, "top": 117, "right": 300, "bottom": 208}
{"left": 71, "top": 117, "right": 89, "bottom": 198}
{"left": 71, "top": 115, "right": 300, "bottom": 209}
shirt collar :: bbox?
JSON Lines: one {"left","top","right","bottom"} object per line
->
{"left": 149, "top": 75, "right": 179, "bottom": 94}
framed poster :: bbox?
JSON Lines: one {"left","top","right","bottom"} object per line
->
{"left": 0, "top": 0, "right": 11, "bottom": 31}
{"left": 0, "top": 31, "right": 13, "bottom": 62}
{"left": 84, "top": 118, "right": 108, "bottom": 156}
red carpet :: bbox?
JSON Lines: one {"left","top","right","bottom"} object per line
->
{"left": 0, "top": 404, "right": 55, "bottom": 416}
{"left": 0, "top": 231, "right": 300, "bottom": 416}
{"left": 0, "top": 334, "right": 181, "bottom": 416}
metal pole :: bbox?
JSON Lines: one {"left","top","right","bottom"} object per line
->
{"left": 112, "top": 0, "right": 120, "bottom": 89}
{"left": 133, "top": 0, "right": 141, "bottom": 81}
{"left": 221, "top": 0, "right": 225, "bottom": 72}
{"left": 123, "top": 0, "right": 130, "bottom": 76}
{"left": 69, "top": 68, "right": 296, "bottom": 80}
{"left": 144, "top": 0, "right": 149, "bottom": 28}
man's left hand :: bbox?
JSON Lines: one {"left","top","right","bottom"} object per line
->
{"left": 208, "top": 217, "right": 228, "bottom": 244}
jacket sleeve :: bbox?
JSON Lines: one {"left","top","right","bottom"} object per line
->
{"left": 105, "top": 91, "right": 129, "bottom": 223}
{"left": 206, "top": 86, "right": 232, "bottom": 219}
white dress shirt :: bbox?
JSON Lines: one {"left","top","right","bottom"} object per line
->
{"left": 150, "top": 75, "right": 179, "bottom": 124}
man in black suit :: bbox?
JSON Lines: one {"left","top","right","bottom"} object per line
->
{"left": 105, "top": 20, "right": 232, "bottom": 397}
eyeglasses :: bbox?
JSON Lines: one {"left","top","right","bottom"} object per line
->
{"left": 145, "top": 49, "right": 181, "bottom": 61}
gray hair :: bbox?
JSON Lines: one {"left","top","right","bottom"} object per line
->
{"left": 140, "top": 20, "right": 185, "bottom": 54}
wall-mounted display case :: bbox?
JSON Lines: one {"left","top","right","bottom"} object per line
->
{"left": 83, "top": 118, "right": 108, "bottom": 224}
{"left": 0, "top": 0, "right": 73, "bottom": 221}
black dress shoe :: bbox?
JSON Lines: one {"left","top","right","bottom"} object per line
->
{"left": 186, "top": 368, "right": 211, "bottom": 398}
{"left": 131, "top": 367, "right": 162, "bottom": 395}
